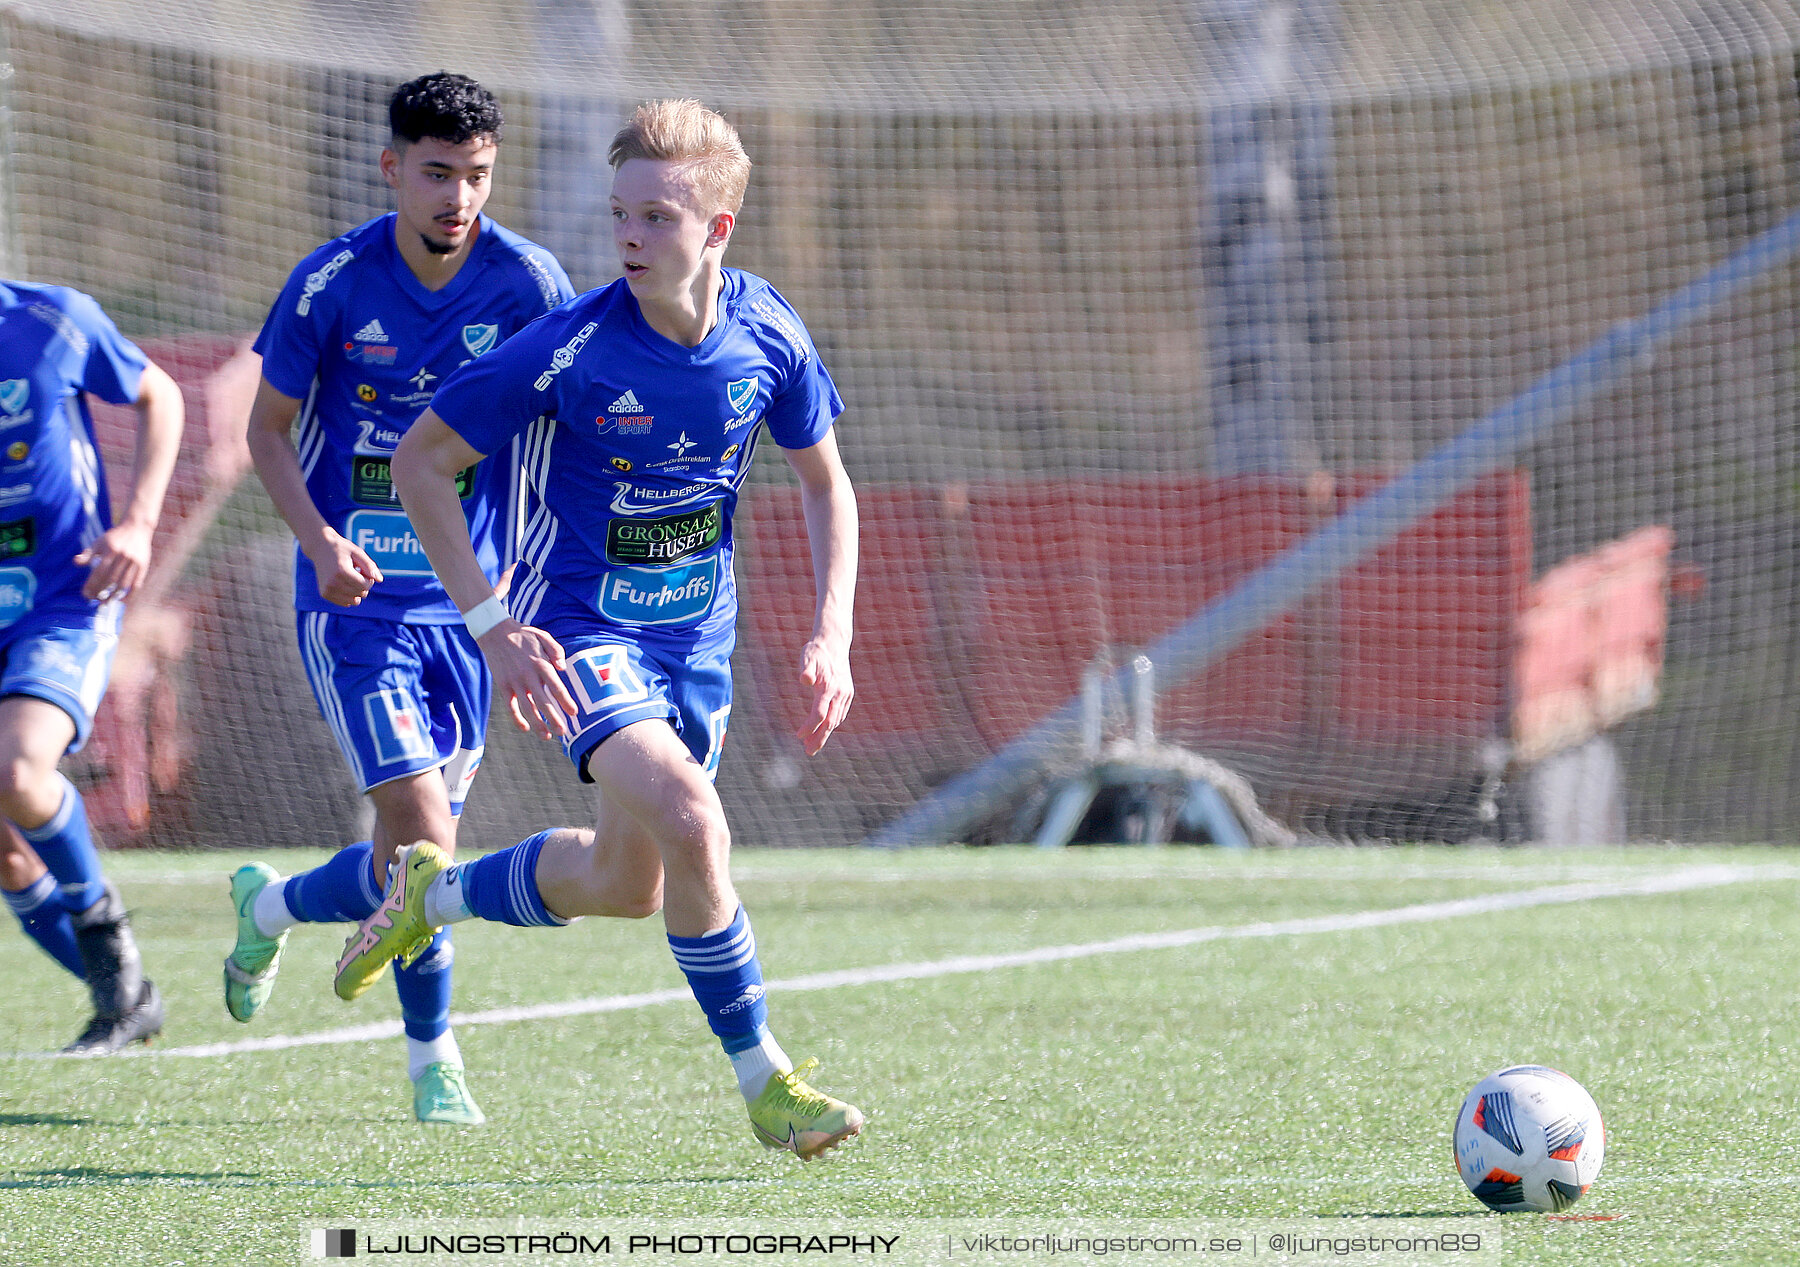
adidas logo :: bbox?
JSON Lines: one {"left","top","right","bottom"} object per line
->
{"left": 607, "top": 389, "right": 644, "bottom": 414}
{"left": 353, "top": 318, "right": 390, "bottom": 343}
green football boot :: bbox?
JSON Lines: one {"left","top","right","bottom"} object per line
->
{"left": 747, "top": 1059, "right": 864, "bottom": 1159}
{"left": 223, "top": 862, "right": 287, "bottom": 1022}
{"left": 413, "top": 1062, "right": 486, "bottom": 1126}
{"left": 334, "top": 842, "right": 446, "bottom": 1003}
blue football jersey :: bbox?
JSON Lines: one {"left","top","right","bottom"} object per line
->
{"left": 432, "top": 269, "right": 843, "bottom": 641}
{"left": 254, "top": 213, "right": 575, "bottom": 623}
{"left": 0, "top": 280, "right": 149, "bottom": 630}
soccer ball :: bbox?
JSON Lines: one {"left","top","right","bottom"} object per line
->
{"left": 1453, "top": 1065, "right": 1605, "bottom": 1212}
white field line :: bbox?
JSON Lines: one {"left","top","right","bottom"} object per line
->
{"left": 112, "top": 860, "right": 1786, "bottom": 887}
{"left": 127, "top": 862, "right": 1789, "bottom": 1060}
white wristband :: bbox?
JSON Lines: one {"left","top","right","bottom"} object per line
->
{"left": 461, "top": 595, "right": 511, "bottom": 640}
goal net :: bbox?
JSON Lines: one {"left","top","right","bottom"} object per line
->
{"left": 11, "top": 0, "right": 1800, "bottom": 848}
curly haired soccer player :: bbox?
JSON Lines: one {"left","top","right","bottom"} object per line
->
{"left": 223, "top": 72, "right": 575, "bottom": 1124}
{"left": 0, "top": 277, "right": 184, "bottom": 1053}
{"left": 337, "top": 98, "right": 864, "bottom": 1157}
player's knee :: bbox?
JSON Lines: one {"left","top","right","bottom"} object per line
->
{"left": 653, "top": 800, "right": 730, "bottom": 864}
{"left": 0, "top": 753, "right": 49, "bottom": 816}
{"left": 549, "top": 826, "right": 593, "bottom": 852}
{"left": 604, "top": 883, "right": 664, "bottom": 921}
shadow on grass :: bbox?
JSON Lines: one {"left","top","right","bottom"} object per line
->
{"left": 0, "top": 1168, "right": 769, "bottom": 1190}
{"left": 0, "top": 1114, "right": 350, "bottom": 1130}
{"left": 1, "top": 1167, "right": 264, "bottom": 1188}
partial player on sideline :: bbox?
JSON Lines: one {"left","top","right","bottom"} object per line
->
{"left": 224, "top": 72, "right": 574, "bottom": 1124}
{"left": 0, "top": 277, "right": 184, "bottom": 1053}
{"left": 339, "top": 99, "right": 864, "bottom": 1158}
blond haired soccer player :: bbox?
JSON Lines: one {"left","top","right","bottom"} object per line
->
{"left": 224, "top": 72, "right": 575, "bottom": 1124}
{"left": 337, "top": 99, "right": 864, "bottom": 1158}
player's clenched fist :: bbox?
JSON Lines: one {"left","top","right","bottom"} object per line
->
{"left": 302, "top": 526, "right": 384, "bottom": 607}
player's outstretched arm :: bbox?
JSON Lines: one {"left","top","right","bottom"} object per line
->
{"left": 244, "top": 375, "right": 384, "bottom": 607}
{"left": 392, "top": 410, "right": 577, "bottom": 740}
{"left": 76, "top": 360, "right": 184, "bottom": 602}
{"left": 783, "top": 428, "right": 858, "bottom": 756}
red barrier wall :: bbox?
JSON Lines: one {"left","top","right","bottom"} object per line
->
{"left": 738, "top": 471, "right": 1534, "bottom": 794}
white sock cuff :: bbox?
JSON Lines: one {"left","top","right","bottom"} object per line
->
{"left": 729, "top": 1031, "right": 792, "bottom": 1101}
{"left": 20, "top": 775, "right": 77, "bottom": 842}
{"left": 3, "top": 870, "right": 58, "bottom": 910}
{"left": 252, "top": 878, "right": 297, "bottom": 938}
{"left": 423, "top": 865, "right": 475, "bottom": 927}
{"left": 408, "top": 1032, "right": 463, "bottom": 1082}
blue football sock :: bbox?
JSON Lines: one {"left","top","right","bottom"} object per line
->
{"left": 668, "top": 905, "right": 769, "bottom": 1053}
{"left": 19, "top": 775, "right": 106, "bottom": 913}
{"left": 3, "top": 871, "right": 85, "bottom": 979}
{"left": 460, "top": 831, "right": 568, "bottom": 928}
{"left": 394, "top": 926, "right": 453, "bottom": 1042}
{"left": 282, "top": 840, "right": 381, "bottom": 924}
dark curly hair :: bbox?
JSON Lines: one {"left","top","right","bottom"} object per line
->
{"left": 388, "top": 72, "right": 504, "bottom": 148}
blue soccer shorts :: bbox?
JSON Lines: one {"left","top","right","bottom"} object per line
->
{"left": 534, "top": 606, "right": 734, "bottom": 784}
{"left": 295, "top": 611, "right": 489, "bottom": 814}
{"left": 0, "top": 601, "right": 122, "bottom": 754}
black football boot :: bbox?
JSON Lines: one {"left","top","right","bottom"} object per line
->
{"left": 63, "top": 882, "right": 164, "bottom": 1054}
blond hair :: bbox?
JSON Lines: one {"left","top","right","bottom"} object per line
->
{"left": 609, "top": 99, "right": 752, "bottom": 216}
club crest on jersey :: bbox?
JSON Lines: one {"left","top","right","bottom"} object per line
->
{"left": 356, "top": 384, "right": 377, "bottom": 402}
{"left": 461, "top": 324, "right": 500, "bottom": 357}
{"left": 0, "top": 381, "right": 27, "bottom": 416}
{"left": 726, "top": 378, "right": 759, "bottom": 414}
{"left": 611, "top": 457, "right": 633, "bottom": 472}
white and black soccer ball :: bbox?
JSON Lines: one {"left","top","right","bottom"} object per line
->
{"left": 1453, "top": 1065, "right": 1605, "bottom": 1212}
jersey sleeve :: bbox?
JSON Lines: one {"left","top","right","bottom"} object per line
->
{"left": 252, "top": 252, "right": 336, "bottom": 401}
{"left": 431, "top": 315, "right": 563, "bottom": 456}
{"left": 757, "top": 290, "right": 844, "bottom": 450}
{"left": 523, "top": 246, "right": 578, "bottom": 310}
{"left": 67, "top": 291, "right": 149, "bottom": 406}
